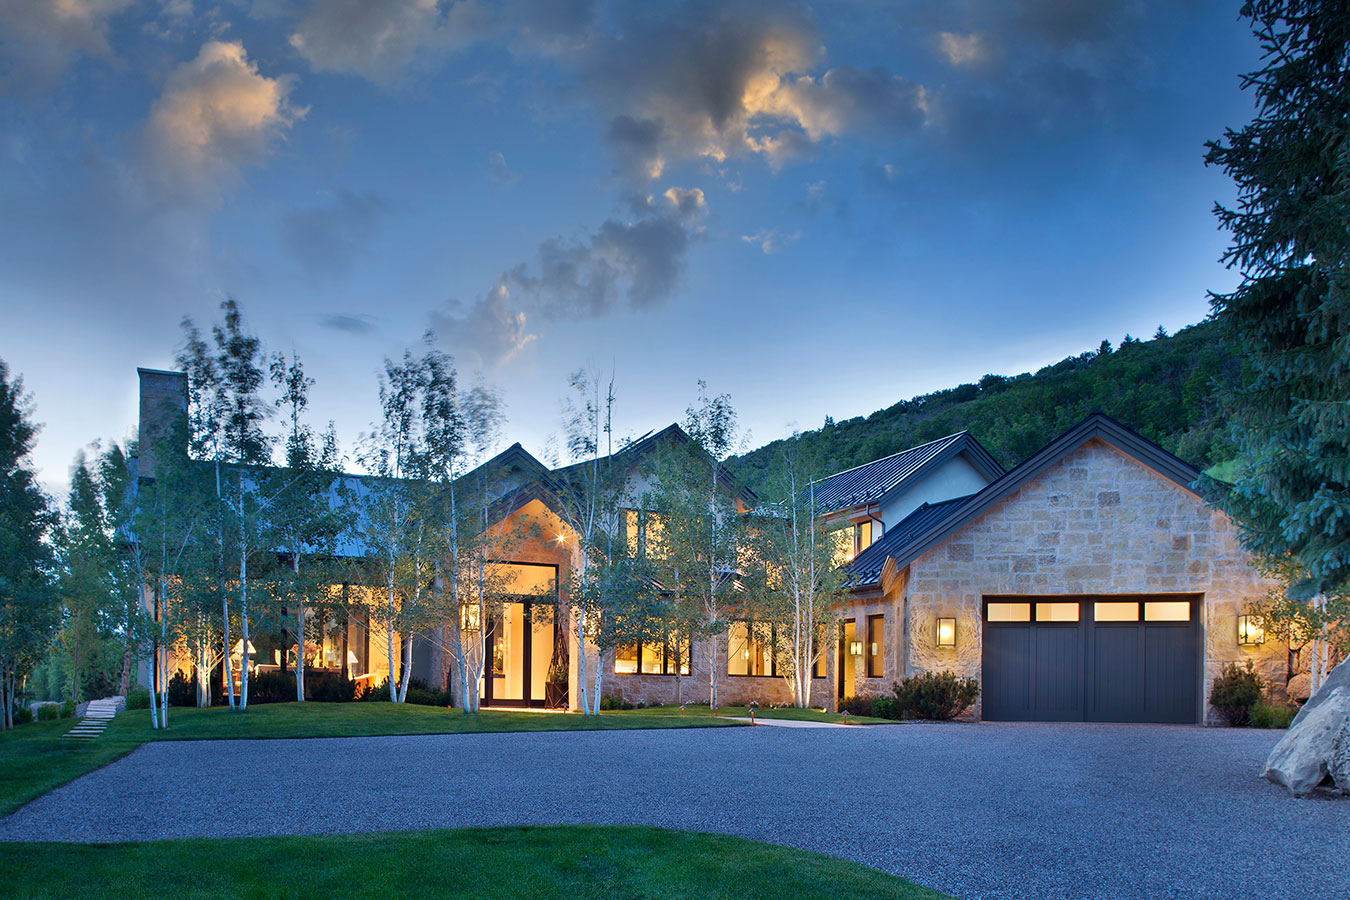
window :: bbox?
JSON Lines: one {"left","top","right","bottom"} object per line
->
{"left": 728, "top": 622, "right": 774, "bottom": 676}
{"left": 831, "top": 520, "right": 877, "bottom": 565}
{"left": 1094, "top": 601, "right": 1139, "bottom": 622}
{"left": 614, "top": 644, "right": 639, "bottom": 674}
{"left": 1144, "top": 600, "right": 1190, "bottom": 622}
{"left": 866, "top": 614, "right": 884, "bottom": 678}
{"left": 986, "top": 602, "right": 1031, "bottom": 622}
{"left": 640, "top": 643, "right": 664, "bottom": 674}
{"left": 1036, "top": 602, "right": 1080, "bottom": 622}
{"left": 623, "top": 509, "right": 669, "bottom": 559}
{"left": 813, "top": 625, "right": 828, "bottom": 678}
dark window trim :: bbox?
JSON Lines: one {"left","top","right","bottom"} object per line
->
{"left": 865, "top": 613, "right": 885, "bottom": 678}
{"left": 614, "top": 635, "right": 690, "bottom": 677}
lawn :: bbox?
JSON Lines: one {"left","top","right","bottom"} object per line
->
{"left": 0, "top": 702, "right": 741, "bottom": 816}
{"left": 0, "top": 825, "right": 952, "bottom": 900}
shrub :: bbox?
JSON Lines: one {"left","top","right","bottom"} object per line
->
{"left": 167, "top": 671, "right": 196, "bottom": 707}
{"left": 308, "top": 672, "right": 357, "bottom": 703}
{"left": 838, "top": 695, "right": 875, "bottom": 717}
{"left": 1249, "top": 701, "right": 1296, "bottom": 730}
{"left": 37, "top": 704, "right": 59, "bottom": 721}
{"left": 1210, "top": 661, "right": 1263, "bottom": 726}
{"left": 59, "top": 699, "right": 76, "bottom": 719}
{"left": 404, "top": 686, "right": 453, "bottom": 707}
{"left": 893, "top": 671, "right": 980, "bottom": 720}
{"left": 126, "top": 688, "right": 151, "bottom": 710}
{"left": 599, "top": 694, "right": 633, "bottom": 710}
{"left": 249, "top": 671, "right": 297, "bottom": 704}
{"left": 870, "top": 695, "right": 900, "bottom": 720}
{"left": 15, "top": 707, "right": 32, "bottom": 725}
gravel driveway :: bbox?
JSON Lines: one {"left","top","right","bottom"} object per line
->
{"left": 2, "top": 723, "right": 1346, "bottom": 900}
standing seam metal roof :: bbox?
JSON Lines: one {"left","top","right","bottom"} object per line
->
{"left": 811, "top": 432, "right": 981, "bottom": 514}
{"left": 843, "top": 494, "right": 975, "bottom": 587}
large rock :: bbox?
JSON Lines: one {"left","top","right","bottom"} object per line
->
{"left": 1331, "top": 717, "right": 1350, "bottom": 793}
{"left": 1263, "top": 686, "right": 1350, "bottom": 796}
{"left": 1290, "top": 659, "right": 1350, "bottom": 729}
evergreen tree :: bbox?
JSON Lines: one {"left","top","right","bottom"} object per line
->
{"left": 1204, "top": 0, "right": 1350, "bottom": 600}
{"left": 0, "top": 360, "right": 56, "bottom": 728}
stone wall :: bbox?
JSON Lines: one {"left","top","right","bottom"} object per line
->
{"left": 902, "top": 438, "right": 1286, "bottom": 724}
{"left": 604, "top": 638, "right": 833, "bottom": 709}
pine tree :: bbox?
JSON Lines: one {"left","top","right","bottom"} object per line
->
{"left": 1204, "top": 0, "right": 1350, "bottom": 599}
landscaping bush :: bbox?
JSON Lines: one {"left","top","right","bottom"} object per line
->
{"left": 59, "top": 699, "right": 76, "bottom": 719}
{"left": 404, "top": 686, "right": 452, "bottom": 707}
{"left": 125, "top": 687, "right": 150, "bottom": 710}
{"left": 892, "top": 671, "right": 980, "bottom": 720}
{"left": 249, "top": 671, "right": 297, "bottom": 704}
{"left": 167, "top": 671, "right": 196, "bottom": 707}
{"left": 599, "top": 694, "right": 633, "bottom": 710}
{"left": 307, "top": 672, "right": 357, "bottom": 703}
{"left": 1249, "top": 701, "right": 1297, "bottom": 730}
{"left": 870, "top": 695, "right": 900, "bottom": 720}
{"left": 838, "top": 695, "right": 875, "bottom": 717}
{"left": 1210, "top": 661, "right": 1263, "bottom": 726}
{"left": 14, "top": 707, "right": 32, "bottom": 725}
{"left": 36, "top": 704, "right": 59, "bottom": 721}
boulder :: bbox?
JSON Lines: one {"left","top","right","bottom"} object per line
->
{"left": 1286, "top": 673, "right": 1311, "bottom": 702}
{"left": 1331, "top": 717, "right": 1350, "bottom": 794}
{"left": 1262, "top": 686, "right": 1350, "bottom": 796}
{"left": 1290, "top": 659, "right": 1350, "bottom": 729}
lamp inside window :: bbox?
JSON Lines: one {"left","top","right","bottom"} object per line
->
{"left": 1238, "top": 614, "right": 1265, "bottom": 646}
{"left": 936, "top": 617, "right": 956, "bottom": 648}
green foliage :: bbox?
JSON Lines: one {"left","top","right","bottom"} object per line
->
{"left": 1202, "top": 1, "right": 1350, "bottom": 598}
{"left": 600, "top": 694, "right": 633, "bottom": 710}
{"left": 59, "top": 700, "right": 74, "bottom": 718}
{"left": 1250, "top": 701, "right": 1297, "bottom": 730}
{"left": 892, "top": 672, "right": 980, "bottom": 720}
{"left": 838, "top": 695, "right": 875, "bottom": 716}
{"left": 36, "top": 705, "right": 59, "bottom": 722}
{"left": 167, "top": 671, "right": 196, "bottom": 708}
{"left": 1210, "top": 662, "right": 1264, "bottom": 727}
{"left": 869, "top": 695, "right": 899, "bottom": 720}
{"left": 730, "top": 322, "right": 1239, "bottom": 494}
{"left": 125, "top": 688, "right": 150, "bottom": 711}
{"left": 13, "top": 707, "right": 30, "bottom": 725}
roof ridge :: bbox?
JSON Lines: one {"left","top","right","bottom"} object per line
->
{"left": 818, "top": 430, "right": 969, "bottom": 483}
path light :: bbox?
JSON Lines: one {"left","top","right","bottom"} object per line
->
{"left": 936, "top": 617, "right": 956, "bottom": 648}
{"left": 849, "top": 640, "right": 863, "bottom": 656}
{"left": 1238, "top": 614, "right": 1265, "bottom": 646}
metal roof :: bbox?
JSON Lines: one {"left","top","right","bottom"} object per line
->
{"left": 843, "top": 494, "right": 975, "bottom": 587}
{"left": 811, "top": 431, "right": 1003, "bottom": 515}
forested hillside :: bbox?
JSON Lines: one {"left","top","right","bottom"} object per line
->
{"left": 730, "top": 320, "right": 1241, "bottom": 494}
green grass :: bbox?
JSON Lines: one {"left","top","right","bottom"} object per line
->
{"left": 0, "top": 826, "right": 952, "bottom": 900}
{"left": 0, "top": 701, "right": 740, "bottom": 816}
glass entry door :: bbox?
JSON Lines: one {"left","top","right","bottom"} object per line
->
{"left": 481, "top": 563, "right": 563, "bottom": 708}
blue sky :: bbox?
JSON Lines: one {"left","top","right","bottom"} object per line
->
{"left": 0, "top": 0, "right": 1260, "bottom": 489}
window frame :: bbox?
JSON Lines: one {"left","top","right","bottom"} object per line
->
{"left": 865, "top": 614, "right": 885, "bottom": 678}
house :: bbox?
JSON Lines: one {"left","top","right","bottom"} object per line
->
{"left": 136, "top": 367, "right": 1285, "bottom": 723}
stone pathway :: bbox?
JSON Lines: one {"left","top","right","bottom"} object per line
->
{"left": 727, "top": 715, "right": 843, "bottom": 728}
{"left": 62, "top": 699, "right": 117, "bottom": 740}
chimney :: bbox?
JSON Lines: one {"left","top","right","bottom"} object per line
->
{"left": 137, "top": 367, "right": 188, "bottom": 480}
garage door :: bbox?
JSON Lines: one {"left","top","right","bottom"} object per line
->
{"left": 981, "top": 595, "right": 1201, "bottom": 724}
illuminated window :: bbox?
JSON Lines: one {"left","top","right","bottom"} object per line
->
{"left": 1094, "top": 601, "right": 1139, "bottom": 622}
{"left": 813, "top": 626, "right": 828, "bottom": 678}
{"left": 640, "top": 643, "right": 664, "bottom": 674}
{"left": 986, "top": 602, "right": 1031, "bottom": 622}
{"left": 866, "top": 615, "right": 884, "bottom": 678}
{"left": 614, "top": 645, "right": 639, "bottom": 674}
{"left": 1036, "top": 602, "right": 1080, "bottom": 622}
{"left": 1144, "top": 601, "right": 1190, "bottom": 622}
{"left": 623, "top": 510, "right": 669, "bottom": 559}
{"left": 728, "top": 622, "right": 775, "bottom": 676}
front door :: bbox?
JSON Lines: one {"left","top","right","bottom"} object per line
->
{"left": 480, "top": 563, "right": 565, "bottom": 709}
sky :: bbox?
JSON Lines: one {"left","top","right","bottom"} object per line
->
{"left": 0, "top": 0, "right": 1263, "bottom": 493}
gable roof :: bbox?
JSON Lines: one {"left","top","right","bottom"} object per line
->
{"left": 866, "top": 412, "right": 1204, "bottom": 578}
{"left": 812, "top": 431, "right": 1004, "bottom": 515}
{"left": 844, "top": 493, "right": 975, "bottom": 587}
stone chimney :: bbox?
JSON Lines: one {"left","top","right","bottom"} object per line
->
{"left": 137, "top": 367, "right": 188, "bottom": 480}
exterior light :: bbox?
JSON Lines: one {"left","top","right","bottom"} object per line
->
{"left": 742, "top": 648, "right": 750, "bottom": 660}
{"left": 555, "top": 533, "right": 568, "bottom": 545}
{"left": 869, "top": 642, "right": 878, "bottom": 656}
{"left": 1238, "top": 614, "right": 1265, "bottom": 646}
{"left": 936, "top": 618, "right": 956, "bottom": 648}
{"left": 849, "top": 640, "right": 863, "bottom": 657}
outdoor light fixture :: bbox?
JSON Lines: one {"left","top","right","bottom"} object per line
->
{"left": 849, "top": 640, "right": 863, "bottom": 657}
{"left": 936, "top": 618, "right": 956, "bottom": 648}
{"left": 870, "top": 642, "right": 878, "bottom": 656}
{"left": 1238, "top": 614, "right": 1265, "bottom": 646}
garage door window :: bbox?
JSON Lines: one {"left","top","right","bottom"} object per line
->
{"left": 987, "top": 602, "right": 1031, "bottom": 622}
{"left": 1094, "top": 601, "right": 1139, "bottom": 621}
{"left": 1036, "top": 602, "right": 1079, "bottom": 622}
{"left": 1144, "top": 600, "right": 1190, "bottom": 621}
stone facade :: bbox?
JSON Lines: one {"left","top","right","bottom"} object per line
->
{"left": 900, "top": 438, "right": 1286, "bottom": 723}
{"left": 604, "top": 639, "right": 833, "bottom": 708}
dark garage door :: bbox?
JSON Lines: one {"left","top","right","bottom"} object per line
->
{"left": 981, "top": 595, "right": 1201, "bottom": 724}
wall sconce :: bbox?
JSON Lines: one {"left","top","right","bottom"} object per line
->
{"left": 869, "top": 642, "right": 878, "bottom": 656}
{"left": 1238, "top": 614, "right": 1265, "bottom": 646}
{"left": 936, "top": 617, "right": 956, "bottom": 648}
{"left": 849, "top": 640, "right": 863, "bottom": 657}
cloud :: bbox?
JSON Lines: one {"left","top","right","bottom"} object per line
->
{"left": 281, "top": 189, "right": 387, "bottom": 278}
{"left": 0, "top": 0, "right": 133, "bottom": 90}
{"left": 432, "top": 186, "right": 707, "bottom": 364}
{"left": 937, "top": 32, "right": 988, "bottom": 66}
{"left": 319, "top": 313, "right": 379, "bottom": 333}
{"left": 142, "top": 40, "right": 304, "bottom": 199}
{"left": 741, "top": 227, "right": 798, "bottom": 254}
{"left": 487, "top": 150, "right": 518, "bottom": 186}
{"left": 289, "top": 0, "right": 497, "bottom": 84}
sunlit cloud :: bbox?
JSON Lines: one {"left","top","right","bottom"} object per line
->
{"left": 938, "top": 32, "right": 988, "bottom": 66}
{"left": 0, "top": 0, "right": 133, "bottom": 91}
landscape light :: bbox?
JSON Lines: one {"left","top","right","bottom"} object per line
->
{"left": 936, "top": 618, "right": 956, "bottom": 648}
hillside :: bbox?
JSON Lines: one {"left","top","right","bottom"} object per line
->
{"left": 729, "top": 320, "right": 1242, "bottom": 495}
